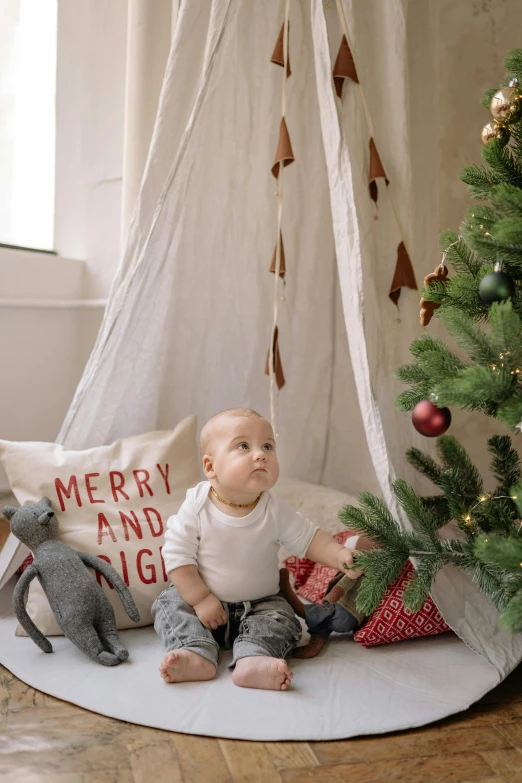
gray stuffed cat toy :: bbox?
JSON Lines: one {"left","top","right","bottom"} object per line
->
{"left": 3, "top": 498, "right": 140, "bottom": 666}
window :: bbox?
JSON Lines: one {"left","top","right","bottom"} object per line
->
{"left": 0, "top": 0, "right": 57, "bottom": 251}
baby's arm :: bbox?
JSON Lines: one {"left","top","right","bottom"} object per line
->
{"left": 305, "top": 530, "right": 379, "bottom": 577}
{"left": 163, "top": 498, "right": 227, "bottom": 631}
{"left": 276, "top": 496, "right": 378, "bottom": 577}
{"left": 169, "top": 565, "right": 227, "bottom": 631}
{"left": 305, "top": 530, "right": 360, "bottom": 577}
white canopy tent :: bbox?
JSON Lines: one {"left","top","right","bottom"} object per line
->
{"left": 1, "top": 0, "right": 521, "bottom": 740}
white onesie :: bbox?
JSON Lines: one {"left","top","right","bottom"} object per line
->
{"left": 161, "top": 481, "right": 319, "bottom": 603}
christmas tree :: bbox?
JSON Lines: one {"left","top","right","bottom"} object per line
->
{"left": 344, "top": 48, "right": 522, "bottom": 634}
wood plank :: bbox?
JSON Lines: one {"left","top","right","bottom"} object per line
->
{"left": 494, "top": 718, "right": 522, "bottom": 748}
{"left": 0, "top": 774, "right": 83, "bottom": 783}
{"left": 0, "top": 667, "right": 10, "bottom": 726}
{"left": 172, "top": 733, "right": 232, "bottom": 782}
{"left": 280, "top": 751, "right": 493, "bottom": 782}
{"left": 5, "top": 703, "right": 130, "bottom": 736}
{"left": 0, "top": 745, "right": 132, "bottom": 778}
{"left": 6, "top": 675, "right": 48, "bottom": 711}
{"left": 2, "top": 705, "right": 135, "bottom": 776}
{"left": 265, "top": 742, "right": 320, "bottom": 771}
{"left": 219, "top": 738, "right": 282, "bottom": 781}
{"left": 311, "top": 725, "right": 510, "bottom": 766}
{"left": 480, "top": 746, "right": 522, "bottom": 782}
{"left": 127, "top": 739, "right": 183, "bottom": 783}
{"left": 434, "top": 703, "right": 522, "bottom": 731}
{"left": 79, "top": 771, "right": 135, "bottom": 783}
{"left": 460, "top": 779, "right": 507, "bottom": 783}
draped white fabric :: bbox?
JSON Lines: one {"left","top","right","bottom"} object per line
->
{"left": 51, "top": 0, "right": 522, "bottom": 679}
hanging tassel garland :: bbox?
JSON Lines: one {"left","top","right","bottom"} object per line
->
{"left": 271, "top": 22, "right": 291, "bottom": 77}
{"left": 270, "top": 232, "right": 286, "bottom": 280}
{"left": 332, "top": 34, "right": 358, "bottom": 98}
{"left": 265, "top": 326, "right": 285, "bottom": 390}
{"left": 271, "top": 117, "right": 295, "bottom": 178}
{"left": 368, "top": 138, "right": 389, "bottom": 204}
{"left": 389, "top": 242, "right": 418, "bottom": 305}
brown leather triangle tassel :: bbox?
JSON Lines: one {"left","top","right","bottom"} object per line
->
{"left": 271, "top": 117, "right": 295, "bottom": 178}
{"left": 333, "top": 35, "right": 358, "bottom": 98}
{"left": 271, "top": 22, "right": 291, "bottom": 77}
{"left": 270, "top": 232, "right": 286, "bottom": 280}
{"left": 389, "top": 241, "right": 418, "bottom": 306}
{"left": 265, "top": 326, "right": 285, "bottom": 389}
{"left": 368, "top": 138, "right": 389, "bottom": 203}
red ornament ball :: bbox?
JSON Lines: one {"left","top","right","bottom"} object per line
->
{"left": 412, "top": 400, "right": 451, "bottom": 437}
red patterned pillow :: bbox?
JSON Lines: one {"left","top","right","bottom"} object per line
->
{"left": 284, "top": 546, "right": 451, "bottom": 647}
{"left": 17, "top": 554, "right": 33, "bottom": 575}
{"left": 353, "top": 560, "right": 450, "bottom": 647}
{"left": 283, "top": 553, "right": 315, "bottom": 590}
{"left": 284, "top": 530, "right": 351, "bottom": 600}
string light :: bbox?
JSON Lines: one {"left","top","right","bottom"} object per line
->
{"left": 461, "top": 491, "right": 521, "bottom": 533}
{"left": 489, "top": 350, "right": 520, "bottom": 375}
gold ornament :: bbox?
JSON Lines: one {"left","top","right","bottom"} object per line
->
{"left": 490, "top": 86, "right": 522, "bottom": 124}
{"left": 481, "top": 121, "right": 510, "bottom": 145}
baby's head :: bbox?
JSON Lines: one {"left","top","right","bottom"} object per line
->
{"left": 200, "top": 408, "right": 279, "bottom": 498}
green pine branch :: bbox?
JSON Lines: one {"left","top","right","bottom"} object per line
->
{"left": 347, "top": 47, "right": 522, "bottom": 635}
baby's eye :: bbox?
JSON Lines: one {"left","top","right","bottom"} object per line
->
{"left": 237, "top": 442, "right": 249, "bottom": 450}
{"left": 263, "top": 443, "right": 273, "bottom": 451}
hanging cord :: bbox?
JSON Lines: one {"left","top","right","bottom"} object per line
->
{"left": 334, "top": 0, "right": 410, "bottom": 258}
{"left": 438, "top": 235, "right": 462, "bottom": 275}
{"left": 268, "top": 0, "right": 290, "bottom": 438}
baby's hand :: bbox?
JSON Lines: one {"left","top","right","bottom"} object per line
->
{"left": 194, "top": 593, "right": 227, "bottom": 631}
{"left": 336, "top": 547, "right": 364, "bottom": 579}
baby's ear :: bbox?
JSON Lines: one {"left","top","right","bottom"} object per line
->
{"left": 201, "top": 455, "right": 215, "bottom": 478}
{"left": 2, "top": 506, "right": 17, "bottom": 521}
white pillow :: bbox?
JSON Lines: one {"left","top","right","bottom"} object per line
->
{"left": 0, "top": 415, "right": 200, "bottom": 633}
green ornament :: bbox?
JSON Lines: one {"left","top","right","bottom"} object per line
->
{"left": 479, "top": 271, "right": 515, "bottom": 303}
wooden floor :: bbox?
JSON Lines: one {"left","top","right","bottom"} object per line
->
{"left": 2, "top": 520, "right": 522, "bottom": 782}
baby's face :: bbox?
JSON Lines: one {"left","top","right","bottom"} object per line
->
{"left": 206, "top": 417, "right": 279, "bottom": 494}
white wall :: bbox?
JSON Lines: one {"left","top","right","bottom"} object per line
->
{"left": 0, "top": 0, "right": 127, "bottom": 490}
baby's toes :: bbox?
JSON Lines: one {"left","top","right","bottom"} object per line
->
{"left": 281, "top": 674, "right": 293, "bottom": 690}
{"left": 278, "top": 661, "right": 293, "bottom": 679}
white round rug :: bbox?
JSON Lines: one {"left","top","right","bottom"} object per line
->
{"left": 0, "top": 580, "right": 499, "bottom": 741}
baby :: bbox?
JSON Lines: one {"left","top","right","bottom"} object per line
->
{"left": 152, "top": 407, "right": 360, "bottom": 691}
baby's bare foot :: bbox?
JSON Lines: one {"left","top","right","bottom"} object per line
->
{"left": 159, "top": 650, "right": 216, "bottom": 683}
{"left": 232, "top": 656, "right": 293, "bottom": 691}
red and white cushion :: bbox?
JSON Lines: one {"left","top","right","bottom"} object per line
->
{"left": 353, "top": 560, "right": 450, "bottom": 647}
{"left": 284, "top": 530, "right": 350, "bottom": 601}
{"left": 284, "top": 546, "right": 451, "bottom": 647}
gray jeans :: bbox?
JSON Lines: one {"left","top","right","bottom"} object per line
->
{"left": 152, "top": 585, "right": 302, "bottom": 671}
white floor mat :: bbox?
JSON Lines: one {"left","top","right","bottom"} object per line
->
{"left": 0, "top": 580, "right": 499, "bottom": 741}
